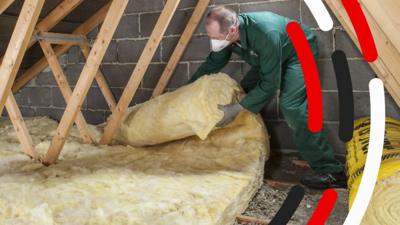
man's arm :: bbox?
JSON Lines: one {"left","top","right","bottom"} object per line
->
{"left": 239, "top": 32, "right": 282, "bottom": 113}
{"left": 188, "top": 46, "right": 232, "bottom": 83}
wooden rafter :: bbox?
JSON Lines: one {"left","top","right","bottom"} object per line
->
{"left": 152, "top": 0, "right": 210, "bottom": 97}
{"left": 5, "top": 95, "right": 37, "bottom": 159}
{"left": 80, "top": 42, "right": 117, "bottom": 111}
{"left": 39, "top": 40, "right": 94, "bottom": 144}
{"left": 2, "top": 0, "right": 210, "bottom": 165}
{"left": 0, "top": 0, "right": 44, "bottom": 114}
{"left": 43, "top": 0, "right": 129, "bottom": 165}
{"left": 0, "top": 0, "right": 14, "bottom": 15}
{"left": 12, "top": 2, "right": 111, "bottom": 93}
{"left": 99, "top": 0, "right": 181, "bottom": 145}
{"left": 0, "top": 0, "right": 45, "bottom": 159}
{"left": 0, "top": 0, "right": 84, "bottom": 64}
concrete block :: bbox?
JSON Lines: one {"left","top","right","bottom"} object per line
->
{"left": 103, "top": 40, "right": 118, "bottom": 63}
{"left": 240, "top": 0, "right": 300, "bottom": 21}
{"left": 101, "top": 64, "right": 133, "bottom": 88}
{"left": 126, "top": 0, "right": 165, "bottom": 14}
{"left": 162, "top": 36, "right": 210, "bottom": 61}
{"left": 117, "top": 39, "right": 161, "bottom": 63}
{"left": 114, "top": 15, "right": 139, "bottom": 39}
{"left": 86, "top": 88, "right": 110, "bottom": 110}
{"left": 35, "top": 71, "right": 57, "bottom": 86}
{"left": 81, "top": 110, "right": 105, "bottom": 125}
{"left": 17, "top": 87, "right": 52, "bottom": 107}
{"left": 314, "top": 30, "right": 333, "bottom": 59}
{"left": 36, "top": 107, "right": 65, "bottom": 122}
{"left": 334, "top": 29, "right": 362, "bottom": 58}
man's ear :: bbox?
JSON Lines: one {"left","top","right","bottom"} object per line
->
{"left": 229, "top": 25, "right": 236, "bottom": 34}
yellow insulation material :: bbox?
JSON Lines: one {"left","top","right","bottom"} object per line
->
{"left": 0, "top": 73, "right": 269, "bottom": 225}
{"left": 346, "top": 117, "right": 400, "bottom": 224}
{"left": 114, "top": 73, "right": 242, "bottom": 147}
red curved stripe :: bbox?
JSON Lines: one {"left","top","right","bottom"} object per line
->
{"left": 342, "top": 0, "right": 378, "bottom": 62}
{"left": 307, "top": 189, "right": 338, "bottom": 225}
{"left": 286, "top": 22, "right": 323, "bottom": 133}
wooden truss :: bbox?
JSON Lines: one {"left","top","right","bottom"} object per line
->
{"left": 1, "top": 0, "right": 210, "bottom": 165}
{"left": 0, "top": 0, "right": 44, "bottom": 159}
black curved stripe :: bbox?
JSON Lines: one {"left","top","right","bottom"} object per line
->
{"left": 332, "top": 50, "right": 354, "bottom": 142}
{"left": 268, "top": 185, "right": 305, "bottom": 225}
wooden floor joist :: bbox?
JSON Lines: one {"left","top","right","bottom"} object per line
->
{"left": 99, "top": 0, "right": 181, "bottom": 145}
{"left": 236, "top": 215, "right": 270, "bottom": 225}
{"left": 152, "top": 0, "right": 210, "bottom": 97}
{"left": 43, "top": 0, "right": 129, "bottom": 165}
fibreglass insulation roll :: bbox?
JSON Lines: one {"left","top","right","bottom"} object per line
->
{"left": 346, "top": 117, "right": 400, "bottom": 225}
{"left": 113, "top": 73, "right": 242, "bottom": 147}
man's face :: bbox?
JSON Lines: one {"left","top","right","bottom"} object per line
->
{"left": 205, "top": 19, "right": 227, "bottom": 40}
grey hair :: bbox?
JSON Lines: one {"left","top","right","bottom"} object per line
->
{"left": 206, "top": 6, "right": 238, "bottom": 33}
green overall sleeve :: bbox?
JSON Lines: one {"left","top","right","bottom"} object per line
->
{"left": 188, "top": 46, "right": 232, "bottom": 83}
{"left": 239, "top": 32, "right": 282, "bottom": 113}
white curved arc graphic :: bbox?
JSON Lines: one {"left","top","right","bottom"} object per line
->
{"left": 343, "top": 78, "right": 385, "bottom": 225}
{"left": 304, "top": 0, "right": 334, "bottom": 31}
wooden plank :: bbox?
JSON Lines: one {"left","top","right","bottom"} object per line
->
{"left": 0, "top": 0, "right": 14, "bottom": 15}
{"left": 291, "top": 159, "right": 311, "bottom": 169}
{"left": 43, "top": 0, "right": 129, "bottom": 165}
{"left": 99, "top": 0, "right": 181, "bottom": 145}
{"left": 80, "top": 43, "right": 117, "bottom": 111}
{"left": 360, "top": 0, "right": 400, "bottom": 54}
{"left": 264, "top": 179, "right": 295, "bottom": 189}
{"left": 12, "top": 2, "right": 111, "bottom": 93}
{"left": 5, "top": 94, "right": 38, "bottom": 159}
{"left": 0, "top": 0, "right": 84, "bottom": 63}
{"left": 0, "top": 0, "right": 44, "bottom": 115}
{"left": 325, "top": 0, "right": 400, "bottom": 106}
{"left": 35, "top": 32, "right": 86, "bottom": 45}
{"left": 236, "top": 215, "right": 269, "bottom": 225}
{"left": 39, "top": 40, "right": 94, "bottom": 144}
{"left": 152, "top": 0, "right": 209, "bottom": 97}
{"left": 35, "top": 0, "right": 84, "bottom": 32}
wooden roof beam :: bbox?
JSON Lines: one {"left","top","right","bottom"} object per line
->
{"left": 12, "top": 2, "right": 111, "bottom": 93}
{"left": 0, "top": 0, "right": 14, "bottom": 15}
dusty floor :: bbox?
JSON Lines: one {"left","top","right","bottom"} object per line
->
{"left": 235, "top": 153, "right": 349, "bottom": 225}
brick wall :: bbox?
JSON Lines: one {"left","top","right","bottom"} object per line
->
{"left": 4, "top": 0, "right": 400, "bottom": 155}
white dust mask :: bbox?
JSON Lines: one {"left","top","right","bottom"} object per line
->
{"left": 210, "top": 33, "right": 231, "bottom": 52}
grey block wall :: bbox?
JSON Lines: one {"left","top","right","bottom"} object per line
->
{"left": 3, "top": 0, "right": 400, "bottom": 155}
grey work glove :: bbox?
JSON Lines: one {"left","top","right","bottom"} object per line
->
{"left": 216, "top": 103, "right": 243, "bottom": 127}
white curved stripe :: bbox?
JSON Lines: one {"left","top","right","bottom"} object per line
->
{"left": 343, "top": 78, "right": 386, "bottom": 225}
{"left": 304, "top": 0, "right": 334, "bottom": 31}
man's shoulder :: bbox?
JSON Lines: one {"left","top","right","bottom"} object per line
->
{"left": 240, "top": 11, "right": 283, "bottom": 20}
{"left": 240, "top": 11, "right": 288, "bottom": 36}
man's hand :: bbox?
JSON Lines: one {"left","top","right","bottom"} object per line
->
{"left": 216, "top": 103, "right": 243, "bottom": 127}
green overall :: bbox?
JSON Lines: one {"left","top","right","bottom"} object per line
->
{"left": 189, "top": 12, "right": 344, "bottom": 173}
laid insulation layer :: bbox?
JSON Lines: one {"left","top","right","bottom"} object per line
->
{"left": 346, "top": 117, "right": 400, "bottom": 225}
{"left": 0, "top": 73, "right": 269, "bottom": 225}
{"left": 113, "top": 73, "right": 242, "bottom": 147}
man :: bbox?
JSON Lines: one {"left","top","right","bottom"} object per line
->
{"left": 188, "top": 6, "right": 346, "bottom": 189}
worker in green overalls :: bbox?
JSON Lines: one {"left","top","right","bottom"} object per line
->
{"left": 189, "top": 6, "right": 346, "bottom": 189}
